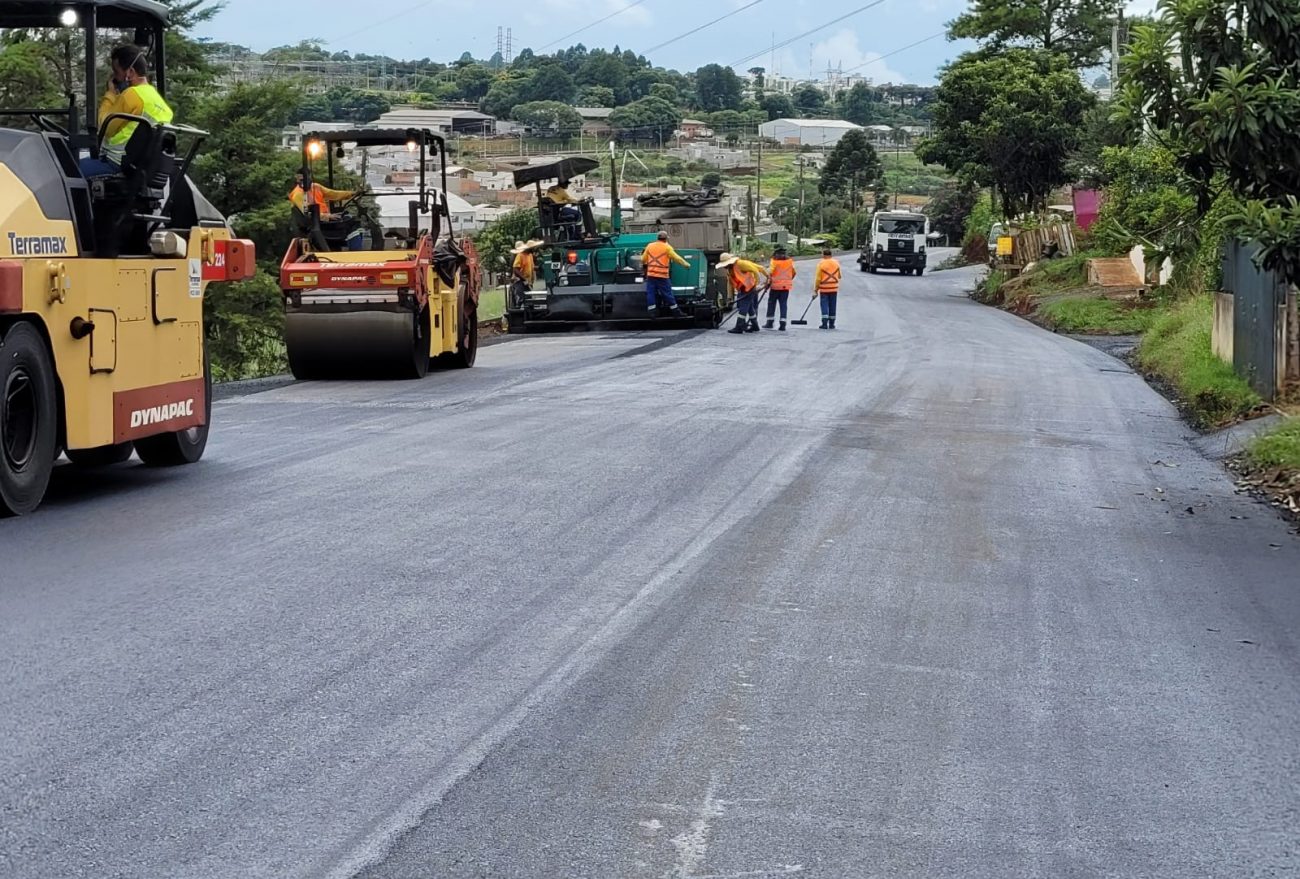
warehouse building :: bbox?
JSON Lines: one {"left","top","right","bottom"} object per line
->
{"left": 758, "top": 118, "right": 863, "bottom": 148}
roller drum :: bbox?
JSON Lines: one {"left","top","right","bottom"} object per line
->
{"left": 285, "top": 310, "right": 427, "bottom": 380}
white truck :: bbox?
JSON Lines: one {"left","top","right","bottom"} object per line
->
{"left": 858, "top": 210, "right": 930, "bottom": 275}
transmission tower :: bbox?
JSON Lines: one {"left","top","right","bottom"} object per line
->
{"left": 506, "top": 27, "right": 513, "bottom": 63}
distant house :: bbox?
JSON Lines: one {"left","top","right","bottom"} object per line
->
{"left": 758, "top": 118, "right": 863, "bottom": 148}
{"left": 575, "top": 107, "right": 614, "bottom": 137}
{"left": 677, "top": 119, "right": 710, "bottom": 139}
{"left": 374, "top": 106, "right": 496, "bottom": 136}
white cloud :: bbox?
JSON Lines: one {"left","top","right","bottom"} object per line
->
{"left": 769, "top": 28, "right": 911, "bottom": 84}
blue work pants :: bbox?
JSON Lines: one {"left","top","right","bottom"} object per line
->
{"left": 735, "top": 287, "right": 758, "bottom": 317}
{"left": 819, "top": 292, "right": 837, "bottom": 318}
{"left": 766, "top": 289, "right": 789, "bottom": 319}
{"left": 646, "top": 276, "right": 678, "bottom": 310}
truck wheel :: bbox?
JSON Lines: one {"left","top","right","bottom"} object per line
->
{"left": 67, "top": 442, "right": 134, "bottom": 467}
{"left": 0, "top": 323, "right": 59, "bottom": 516}
{"left": 916, "top": 267, "right": 925, "bottom": 276}
{"left": 446, "top": 285, "right": 478, "bottom": 368}
{"left": 860, "top": 264, "right": 869, "bottom": 272}
{"left": 135, "top": 350, "right": 211, "bottom": 467}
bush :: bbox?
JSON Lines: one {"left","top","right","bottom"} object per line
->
{"left": 1137, "top": 294, "right": 1260, "bottom": 427}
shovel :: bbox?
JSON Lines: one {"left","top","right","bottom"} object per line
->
{"left": 790, "top": 293, "right": 819, "bottom": 326}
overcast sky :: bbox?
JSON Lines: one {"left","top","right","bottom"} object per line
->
{"left": 194, "top": 0, "right": 976, "bottom": 86}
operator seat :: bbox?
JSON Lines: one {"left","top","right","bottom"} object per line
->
{"left": 91, "top": 120, "right": 175, "bottom": 257}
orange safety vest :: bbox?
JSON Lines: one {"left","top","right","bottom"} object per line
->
{"left": 769, "top": 258, "right": 795, "bottom": 291}
{"left": 643, "top": 241, "right": 673, "bottom": 279}
{"left": 729, "top": 263, "right": 758, "bottom": 293}
{"left": 816, "top": 258, "right": 841, "bottom": 293}
{"left": 290, "top": 183, "right": 335, "bottom": 214}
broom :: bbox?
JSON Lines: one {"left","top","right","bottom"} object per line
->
{"left": 790, "top": 293, "right": 819, "bottom": 325}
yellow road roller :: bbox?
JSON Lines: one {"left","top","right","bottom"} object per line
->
{"left": 0, "top": 0, "right": 254, "bottom": 516}
{"left": 279, "top": 128, "right": 480, "bottom": 379}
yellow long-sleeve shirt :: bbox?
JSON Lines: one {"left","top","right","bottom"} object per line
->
{"left": 288, "top": 183, "right": 354, "bottom": 215}
{"left": 814, "top": 258, "right": 843, "bottom": 292}
{"left": 512, "top": 251, "right": 536, "bottom": 284}
{"left": 546, "top": 184, "right": 576, "bottom": 205}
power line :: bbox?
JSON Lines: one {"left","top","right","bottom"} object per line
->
{"left": 324, "top": 0, "right": 436, "bottom": 46}
{"left": 642, "top": 0, "right": 766, "bottom": 56}
{"left": 729, "top": 0, "right": 889, "bottom": 68}
{"left": 538, "top": 0, "right": 652, "bottom": 52}
{"left": 836, "top": 31, "right": 945, "bottom": 77}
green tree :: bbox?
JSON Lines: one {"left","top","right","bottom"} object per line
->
{"left": 916, "top": 49, "right": 1092, "bottom": 219}
{"left": 947, "top": 0, "right": 1123, "bottom": 68}
{"left": 576, "top": 85, "right": 615, "bottom": 107}
{"left": 760, "top": 93, "right": 795, "bottom": 121}
{"left": 577, "top": 52, "right": 629, "bottom": 103}
{"left": 837, "top": 82, "right": 880, "bottom": 126}
{"left": 649, "top": 82, "right": 679, "bottom": 104}
{"left": 924, "top": 182, "right": 981, "bottom": 241}
{"left": 819, "top": 129, "right": 884, "bottom": 198}
{"left": 521, "top": 64, "right": 575, "bottom": 104}
{"left": 473, "top": 207, "right": 540, "bottom": 276}
{"left": 481, "top": 75, "right": 528, "bottom": 118}
{"left": 609, "top": 96, "right": 681, "bottom": 145}
{"left": 511, "top": 100, "right": 582, "bottom": 135}
{"left": 1119, "top": 0, "right": 1300, "bottom": 285}
{"left": 693, "top": 64, "right": 743, "bottom": 112}
{"left": 0, "top": 41, "right": 62, "bottom": 118}
{"left": 792, "top": 84, "right": 826, "bottom": 115}
{"left": 456, "top": 64, "right": 494, "bottom": 101}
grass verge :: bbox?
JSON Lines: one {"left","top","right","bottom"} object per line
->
{"left": 1235, "top": 418, "right": 1300, "bottom": 517}
{"left": 1136, "top": 294, "right": 1261, "bottom": 427}
{"left": 478, "top": 287, "right": 506, "bottom": 322}
{"left": 1037, "top": 296, "right": 1161, "bottom": 334}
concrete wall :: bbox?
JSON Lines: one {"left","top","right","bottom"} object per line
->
{"left": 1213, "top": 292, "right": 1234, "bottom": 364}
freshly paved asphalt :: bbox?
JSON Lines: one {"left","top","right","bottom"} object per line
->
{"left": 3, "top": 254, "right": 1298, "bottom": 878}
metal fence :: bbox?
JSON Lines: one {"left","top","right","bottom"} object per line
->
{"left": 1222, "top": 241, "right": 1291, "bottom": 400}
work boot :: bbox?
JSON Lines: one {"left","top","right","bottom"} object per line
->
{"left": 647, "top": 306, "right": 657, "bottom": 318}
{"left": 829, "top": 318, "right": 836, "bottom": 330}
{"left": 763, "top": 319, "right": 774, "bottom": 329}
{"left": 727, "top": 317, "right": 747, "bottom": 334}
{"left": 819, "top": 318, "right": 829, "bottom": 329}
{"left": 669, "top": 306, "right": 685, "bottom": 318}
{"left": 778, "top": 320, "right": 786, "bottom": 331}
{"left": 746, "top": 317, "right": 760, "bottom": 332}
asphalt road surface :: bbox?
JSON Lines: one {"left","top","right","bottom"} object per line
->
{"left": 3, "top": 256, "right": 1298, "bottom": 878}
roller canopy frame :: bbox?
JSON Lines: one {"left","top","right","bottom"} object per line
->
{"left": 512, "top": 157, "right": 599, "bottom": 189}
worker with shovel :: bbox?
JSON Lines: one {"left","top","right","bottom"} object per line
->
{"left": 718, "top": 252, "right": 770, "bottom": 334}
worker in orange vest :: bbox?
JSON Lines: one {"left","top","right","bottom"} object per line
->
{"left": 764, "top": 246, "right": 797, "bottom": 331}
{"left": 717, "top": 251, "right": 770, "bottom": 334}
{"left": 814, "top": 248, "right": 842, "bottom": 329}
{"left": 641, "top": 230, "right": 689, "bottom": 317}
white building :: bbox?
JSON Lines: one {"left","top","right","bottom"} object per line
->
{"left": 758, "top": 118, "right": 862, "bottom": 148}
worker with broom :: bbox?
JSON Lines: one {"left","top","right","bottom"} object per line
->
{"left": 717, "top": 252, "right": 770, "bottom": 334}
{"left": 764, "top": 246, "right": 797, "bottom": 331}
{"left": 814, "top": 248, "right": 842, "bottom": 329}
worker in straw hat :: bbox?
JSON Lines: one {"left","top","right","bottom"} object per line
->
{"left": 509, "top": 239, "right": 544, "bottom": 307}
{"left": 717, "top": 252, "right": 770, "bottom": 334}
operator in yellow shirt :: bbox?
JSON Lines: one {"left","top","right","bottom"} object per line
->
{"left": 546, "top": 176, "right": 584, "bottom": 229}
{"left": 80, "top": 45, "right": 174, "bottom": 178}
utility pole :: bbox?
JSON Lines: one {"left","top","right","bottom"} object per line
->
{"left": 796, "top": 156, "right": 805, "bottom": 250}
{"left": 756, "top": 135, "right": 763, "bottom": 226}
{"left": 1110, "top": 9, "right": 1124, "bottom": 93}
{"left": 747, "top": 184, "right": 755, "bottom": 237}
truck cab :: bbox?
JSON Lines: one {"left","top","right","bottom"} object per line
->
{"left": 859, "top": 210, "right": 929, "bottom": 276}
